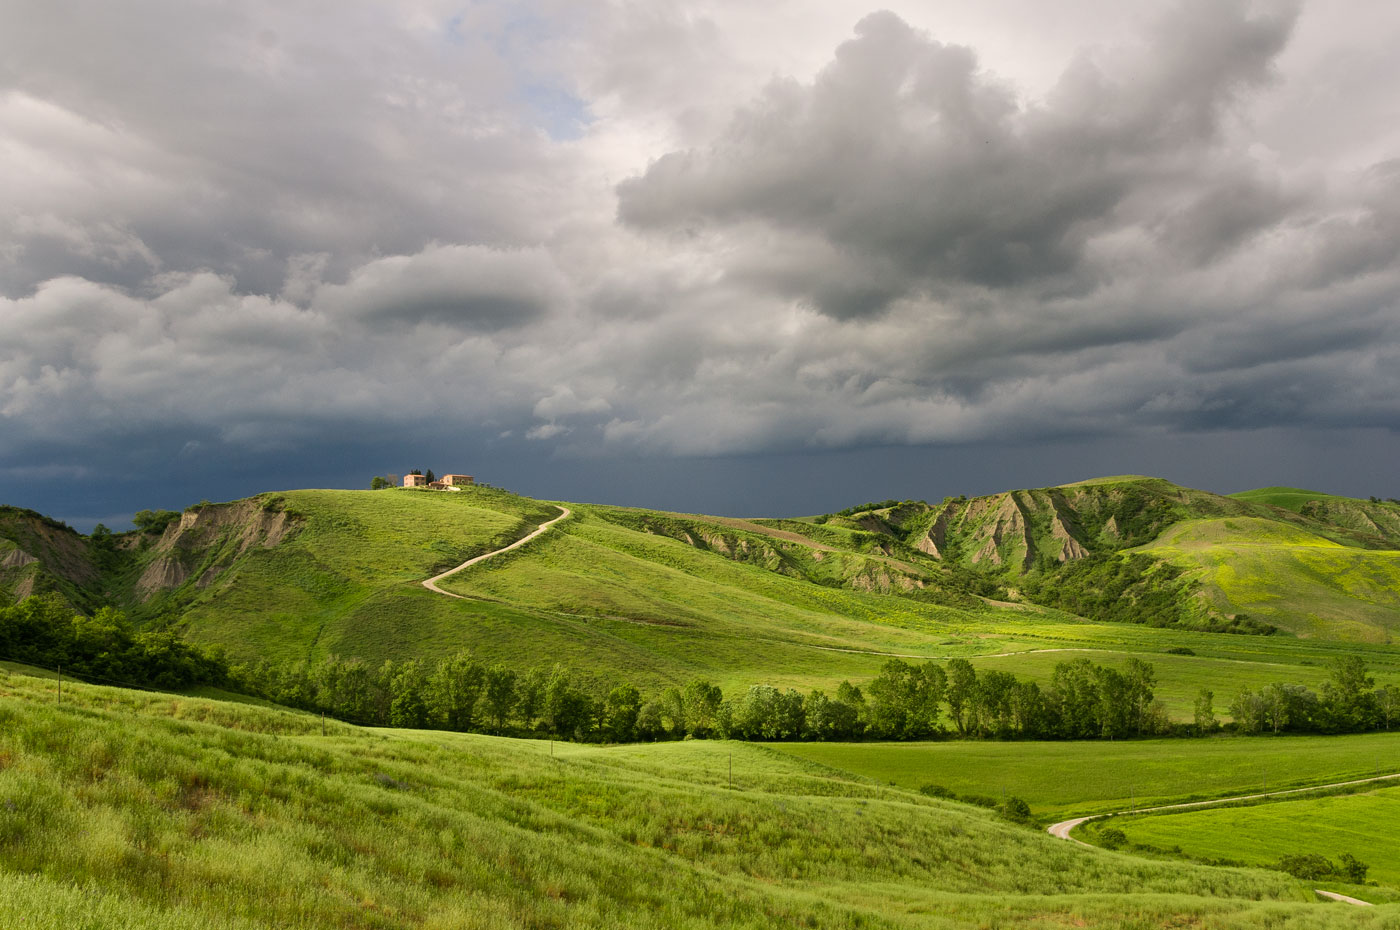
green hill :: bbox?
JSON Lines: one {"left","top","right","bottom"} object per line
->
{"left": 6, "top": 478, "right": 1400, "bottom": 715}
{"left": 2, "top": 664, "right": 1383, "bottom": 930}
{"left": 1137, "top": 518, "right": 1400, "bottom": 641}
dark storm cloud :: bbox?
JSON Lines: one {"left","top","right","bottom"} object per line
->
{"left": 617, "top": 3, "right": 1300, "bottom": 315}
{"left": 2, "top": 0, "right": 1400, "bottom": 518}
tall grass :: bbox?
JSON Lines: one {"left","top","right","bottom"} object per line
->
{"left": 3, "top": 666, "right": 1397, "bottom": 928}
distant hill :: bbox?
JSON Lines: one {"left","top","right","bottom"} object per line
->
{"left": 4, "top": 476, "right": 1400, "bottom": 696}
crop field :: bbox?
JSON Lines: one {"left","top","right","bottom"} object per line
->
{"left": 4, "top": 663, "right": 1394, "bottom": 929}
{"left": 770, "top": 732, "right": 1400, "bottom": 819}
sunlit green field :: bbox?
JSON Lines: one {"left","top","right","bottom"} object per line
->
{"left": 770, "top": 732, "right": 1400, "bottom": 819}
{"left": 4, "top": 663, "right": 1394, "bottom": 929}
{"left": 1139, "top": 518, "right": 1400, "bottom": 641}
{"left": 174, "top": 486, "right": 557, "bottom": 662}
{"left": 1107, "top": 785, "right": 1400, "bottom": 890}
{"left": 136, "top": 489, "right": 1400, "bottom": 715}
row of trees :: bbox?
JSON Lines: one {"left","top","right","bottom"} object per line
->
{"left": 1226, "top": 657, "right": 1400, "bottom": 735}
{"left": 0, "top": 594, "right": 228, "bottom": 690}
{"left": 233, "top": 654, "right": 1177, "bottom": 743}
{"left": 7, "top": 595, "right": 1394, "bottom": 743}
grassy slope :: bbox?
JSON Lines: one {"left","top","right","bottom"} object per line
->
{"left": 172, "top": 487, "right": 557, "bottom": 663}
{"left": 7, "top": 665, "right": 1396, "bottom": 930}
{"left": 770, "top": 732, "right": 1400, "bottom": 820}
{"left": 99, "top": 489, "right": 1400, "bottom": 715}
{"left": 1137, "top": 518, "right": 1400, "bottom": 641}
{"left": 1231, "top": 487, "right": 1356, "bottom": 512}
{"left": 1109, "top": 784, "right": 1400, "bottom": 891}
{"left": 12, "top": 481, "right": 1400, "bottom": 717}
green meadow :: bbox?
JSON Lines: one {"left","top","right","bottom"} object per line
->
{"left": 4, "top": 664, "right": 1397, "bottom": 929}
{"left": 127, "top": 490, "right": 1400, "bottom": 715}
{"left": 770, "top": 732, "right": 1400, "bottom": 819}
{"left": 1106, "top": 784, "right": 1400, "bottom": 890}
{"left": 1138, "top": 518, "right": 1400, "bottom": 642}
{"left": 10, "top": 479, "right": 1400, "bottom": 723}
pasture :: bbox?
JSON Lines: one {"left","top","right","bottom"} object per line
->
{"left": 8, "top": 664, "right": 1384, "bottom": 929}
{"left": 771, "top": 732, "right": 1400, "bottom": 819}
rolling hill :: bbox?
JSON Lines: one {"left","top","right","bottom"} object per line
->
{"left": 4, "top": 477, "right": 1400, "bottom": 714}
{"left": 0, "top": 665, "right": 1383, "bottom": 930}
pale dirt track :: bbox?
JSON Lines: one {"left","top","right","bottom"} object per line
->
{"left": 1047, "top": 772, "right": 1400, "bottom": 906}
{"left": 422, "top": 506, "right": 571, "bottom": 598}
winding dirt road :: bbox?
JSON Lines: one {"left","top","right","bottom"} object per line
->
{"left": 1047, "top": 772, "right": 1400, "bottom": 905}
{"left": 422, "top": 506, "right": 571, "bottom": 598}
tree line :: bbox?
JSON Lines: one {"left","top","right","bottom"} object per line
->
{"left": 233, "top": 653, "right": 1178, "bottom": 742}
{"left": 0, "top": 594, "right": 227, "bottom": 690}
{"left": 6, "top": 594, "right": 1395, "bottom": 743}
{"left": 1225, "top": 656, "right": 1400, "bottom": 735}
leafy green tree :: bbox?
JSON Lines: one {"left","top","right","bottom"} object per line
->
{"left": 515, "top": 666, "right": 548, "bottom": 732}
{"left": 1377, "top": 686, "right": 1399, "bottom": 731}
{"left": 1010, "top": 681, "right": 1049, "bottom": 737}
{"left": 603, "top": 684, "right": 642, "bottom": 742}
{"left": 1260, "top": 682, "right": 1291, "bottom": 734}
{"left": 972, "top": 670, "right": 1017, "bottom": 737}
{"left": 656, "top": 685, "right": 686, "bottom": 737}
{"left": 1193, "top": 689, "right": 1217, "bottom": 735}
{"left": 1098, "top": 828, "right": 1127, "bottom": 850}
{"left": 387, "top": 660, "right": 430, "bottom": 728}
{"left": 729, "top": 685, "right": 804, "bottom": 739}
{"left": 867, "top": 659, "right": 915, "bottom": 738}
{"left": 804, "top": 689, "right": 863, "bottom": 740}
{"left": 1275, "top": 854, "right": 1335, "bottom": 880}
{"left": 771, "top": 688, "right": 805, "bottom": 740}
{"left": 482, "top": 663, "right": 517, "bottom": 732}
{"left": 543, "top": 666, "right": 591, "bottom": 739}
{"left": 1122, "top": 658, "right": 1156, "bottom": 735}
{"left": 132, "top": 509, "right": 180, "bottom": 534}
{"left": 635, "top": 700, "right": 665, "bottom": 741}
{"left": 997, "top": 796, "right": 1032, "bottom": 824}
{"left": 429, "top": 652, "right": 485, "bottom": 731}
{"left": 944, "top": 659, "right": 977, "bottom": 736}
{"left": 1230, "top": 687, "right": 1266, "bottom": 735}
{"left": 681, "top": 679, "right": 723, "bottom": 738}
{"left": 1093, "top": 666, "right": 1133, "bottom": 739}
{"left": 312, "top": 656, "right": 377, "bottom": 723}
{"left": 1048, "top": 659, "right": 1098, "bottom": 739}
{"left": 1339, "top": 853, "right": 1369, "bottom": 883}
{"left": 912, "top": 662, "right": 947, "bottom": 732}
{"left": 370, "top": 476, "right": 390, "bottom": 490}
{"left": 1322, "top": 657, "right": 1377, "bottom": 731}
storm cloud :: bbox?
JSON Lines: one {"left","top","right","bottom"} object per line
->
{"left": 2, "top": 0, "right": 1399, "bottom": 521}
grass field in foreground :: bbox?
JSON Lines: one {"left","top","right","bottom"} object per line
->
{"left": 770, "top": 732, "right": 1400, "bottom": 819}
{"left": 8, "top": 664, "right": 1393, "bottom": 929}
{"left": 1107, "top": 785, "right": 1400, "bottom": 891}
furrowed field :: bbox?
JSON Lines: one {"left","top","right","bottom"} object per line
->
{"left": 4, "top": 664, "right": 1397, "bottom": 929}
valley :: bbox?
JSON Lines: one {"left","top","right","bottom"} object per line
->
{"left": 5, "top": 474, "right": 1400, "bottom": 925}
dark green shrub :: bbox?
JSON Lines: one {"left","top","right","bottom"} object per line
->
{"left": 1098, "top": 828, "right": 1127, "bottom": 850}
{"left": 1276, "top": 853, "right": 1334, "bottom": 880}
{"left": 997, "top": 796, "right": 1032, "bottom": 823}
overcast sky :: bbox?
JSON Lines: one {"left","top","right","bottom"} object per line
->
{"left": 3, "top": 0, "right": 1400, "bottom": 529}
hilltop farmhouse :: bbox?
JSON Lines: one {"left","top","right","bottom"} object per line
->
{"left": 404, "top": 473, "right": 474, "bottom": 490}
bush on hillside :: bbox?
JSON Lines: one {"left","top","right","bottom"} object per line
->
{"left": 1098, "top": 828, "right": 1128, "bottom": 850}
